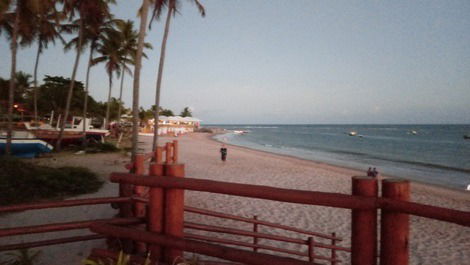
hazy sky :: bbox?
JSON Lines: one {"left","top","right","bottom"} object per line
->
{"left": 1, "top": 0, "right": 469, "bottom": 124}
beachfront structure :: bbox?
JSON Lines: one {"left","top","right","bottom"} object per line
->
{"left": 141, "top": 116, "right": 201, "bottom": 136}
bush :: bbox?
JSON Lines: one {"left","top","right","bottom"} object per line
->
{"left": 0, "top": 157, "right": 103, "bottom": 206}
{"left": 86, "top": 142, "right": 119, "bottom": 153}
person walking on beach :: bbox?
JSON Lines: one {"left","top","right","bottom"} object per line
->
{"left": 372, "top": 168, "right": 379, "bottom": 178}
{"left": 367, "top": 167, "right": 373, "bottom": 177}
{"left": 220, "top": 144, "right": 227, "bottom": 162}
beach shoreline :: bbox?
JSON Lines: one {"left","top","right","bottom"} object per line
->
{"left": 1, "top": 132, "right": 468, "bottom": 264}
{"left": 209, "top": 131, "right": 470, "bottom": 199}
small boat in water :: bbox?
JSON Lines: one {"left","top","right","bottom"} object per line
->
{"left": 234, "top": 130, "right": 248, "bottom": 135}
{"left": 348, "top": 131, "right": 357, "bottom": 136}
{"left": 464, "top": 135, "right": 470, "bottom": 140}
{"left": 0, "top": 131, "right": 53, "bottom": 158}
{"left": 409, "top": 130, "right": 418, "bottom": 135}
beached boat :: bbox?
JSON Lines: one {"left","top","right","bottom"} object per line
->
{"left": 24, "top": 116, "right": 109, "bottom": 144}
{"left": 0, "top": 131, "right": 53, "bottom": 158}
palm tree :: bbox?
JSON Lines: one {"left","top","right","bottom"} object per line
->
{"left": 31, "top": 1, "right": 65, "bottom": 122}
{"left": 150, "top": 0, "right": 205, "bottom": 150}
{"left": 56, "top": 0, "right": 114, "bottom": 151}
{"left": 65, "top": 17, "right": 120, "bottom": 144}
{"left": 130, "top": 0, "right": 151, "bottom": 161}
{"left": 0, "top": 0, "right": 39, "bottom": 155}
{"left": 115, "top": 20, "right": 152, "bottom": 124}
{"left": 92, "top": 28, "right": 133, "bottom": 129}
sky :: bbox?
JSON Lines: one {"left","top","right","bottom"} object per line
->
{"left": 1, "top": 0, "right": 469, "bottom": 124}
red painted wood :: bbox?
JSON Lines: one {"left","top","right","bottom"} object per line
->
{"left": 351, "top": 176, "right": 378, "bottom": 265}
{"left": 109, "top": 173, "right": 470, "bottom": 226}
{"left": 172, "top": 140, "right": 178, "bottom": 163}
{"left": 380, "top": 179, "right": 410, "bottom": 265}
{"left": 308, "top": 237, "right": 315, "bottom": 263}
{"left": 90, "top": 223, "right": 316, "bottom": 265}
{"left": 163, "top": 163, "right": 185, "bottom": 262}
{"left": 184, "top": 206, "right": 342, "bottom": 241}
{"left": 165, "top": 142, "right": 172, "bottom": 164}
{"left": 0, "top": 234, "right": 104, "bottom": 252}
{"left": 0, "top": 217, "right": 142, "bottom": 237}
{"left": 0, "top": 197, "right": 130, "bottom": 213}
{"left": 148, "top": 162, "right": 165, "bottom": 261}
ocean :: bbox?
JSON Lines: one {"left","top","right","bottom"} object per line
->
{"left": 211, "top": 124, "right": 470, "bottom": 191}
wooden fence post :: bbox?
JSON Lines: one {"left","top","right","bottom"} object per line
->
{"left": 351, "top": 176, "right": 378, "bottom": 265}
{"left": 330, "top": 232, "right": 337, "bottom": 265}
{"left": 163, "top": 163, "right": 185, "bottom": 263}
{"left": 253, "top": 216, "right": 258, "bottom": 252}
{"left": 308, "top": 237, "right": 315, "bottom": 263}
{"left": 133, "top": 153, "right": 146, "bottom": 218}
{"left": 165, "top": 142, "right": 172, "bottom": 164}
{"left": 380, "top": 179, "right": 410, "bottom": 265}
{"left": 147, "top": 162, "right": 165, "bottom": 261}
{"left": 155, "top": 146, "right": 163, "bottom": 164}
{"left": 118, "top": 182, "right": 134, "bottom": 253}
{"left": 133, "top": 153, "right": 147, "bottom": 254}
{"left": 172, "top": 140, "right": 178, "bottom": 163}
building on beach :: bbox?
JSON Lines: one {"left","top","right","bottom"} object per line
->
{"left": 141, "top": 116, "right": 201, "bottom": 136}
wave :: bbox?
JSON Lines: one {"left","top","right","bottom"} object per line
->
{"left": 231, "top": 126, "right": 278, "bottom": 129}
{"left": 327, "top": 149, "right": 470, "bottom": 173}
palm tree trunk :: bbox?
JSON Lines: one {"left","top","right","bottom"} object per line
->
{"left": 104, "top": 74, "right": 113, "bottom": 129}
{"left": 56, "top": 19, "right": 84, "bottom": 151}
{"left": 33, "top": 41, "right": 42, "bottom": 123}
{"left": 6, "top": 6, "right": 20, "bottom": 156}
{"left": 131, "top": 0, "right": 150, "bottom": 161}
{"left": 82, "top": 43, "right": 94, "bottom": 147}
{"left": 152, "top": 5, "right": 173, "bottom": 150}
{"left": 117, "top": 60, "right": 126, "bottom": 122}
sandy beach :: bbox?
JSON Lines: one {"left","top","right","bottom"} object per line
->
{"left": 1, "top": 132, "right": 469, "bottom": 264}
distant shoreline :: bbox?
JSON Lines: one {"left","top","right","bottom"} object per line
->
{"left": 207, "top": 130, "right": 470, "bottom": 195}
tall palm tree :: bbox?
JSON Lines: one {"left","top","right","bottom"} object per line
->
{"left": 56, "top": 0, "right": 114, "bottom": 151}
{"left": 115, "top": 20, "right": 152, "bottom": 123}
{"left": 92, "top": 28, "right": 133, "bottom": 129}
{"left": 130, "top": 0, "right": 151, "bottom": 161}
{"left": 0, "top": 0, "right": 39, "bottom": 155}
{"left": 65, "top": 17, "right": 120, "bottom": 143}
{"left": 150, "top": 0, "right": 205, "bottom": 150}
{"left": 31, "top": 1, "right": 65, "bottom": 122}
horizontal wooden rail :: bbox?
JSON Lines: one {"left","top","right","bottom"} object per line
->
{"left": 110, "top": 173, "right": 470, "bottom": 226}
{"left": 185, "top": 222, "right": 349, "bottom": 253}
{"left": 185, "top": 221, "right": 306, "bottom": 245}
{"left": 0, "top": 217, "right": 143, "bottom": 238}
{"left": 90, "top": 223, "right": 318, "bottom": 265}
{"left": 185, "top": 206, "right": 342, "bottom": 241}
{"left": 0, "top": 234, "right": 104, "bottom": 252}
{"left": 110, "top": 173, "right": 375, "bottom": 209}
{"left": 185, "top": 233, "right": 305, "bottom": 257}
{"left": 185, "top": 233, "right": 342, "bottom": 263}
{"left": 0, "top": 197, "right": 131, "bottom": 213}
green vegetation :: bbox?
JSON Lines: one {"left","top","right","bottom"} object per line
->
{"left": 0, "top": 249, "right": 41, "bottom": 265}
{"left": 82, "top": 251, "right": 150, "bottom": 265}
{"left": 0, "top": 157, "right": 103, "bottom": 206}
{"left": 80, "top": 142, "right": 120, "bottom": 153}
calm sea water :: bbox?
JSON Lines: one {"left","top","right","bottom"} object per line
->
{"left": 211, "top": 124, "right": 470, "bottom": 190}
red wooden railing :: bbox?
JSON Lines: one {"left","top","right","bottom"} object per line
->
{"left": 108, "top": 168, "right": 470, "bottom": 265}
{"left": 1, "top": 140, "right": 469, "bottom": 265}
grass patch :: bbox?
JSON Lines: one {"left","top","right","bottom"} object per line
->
{"left": 84, "top": 142, "right": 120, "bottom": 153}
{"left": 0, "top": 157, "right": 103, "bottom": 206}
